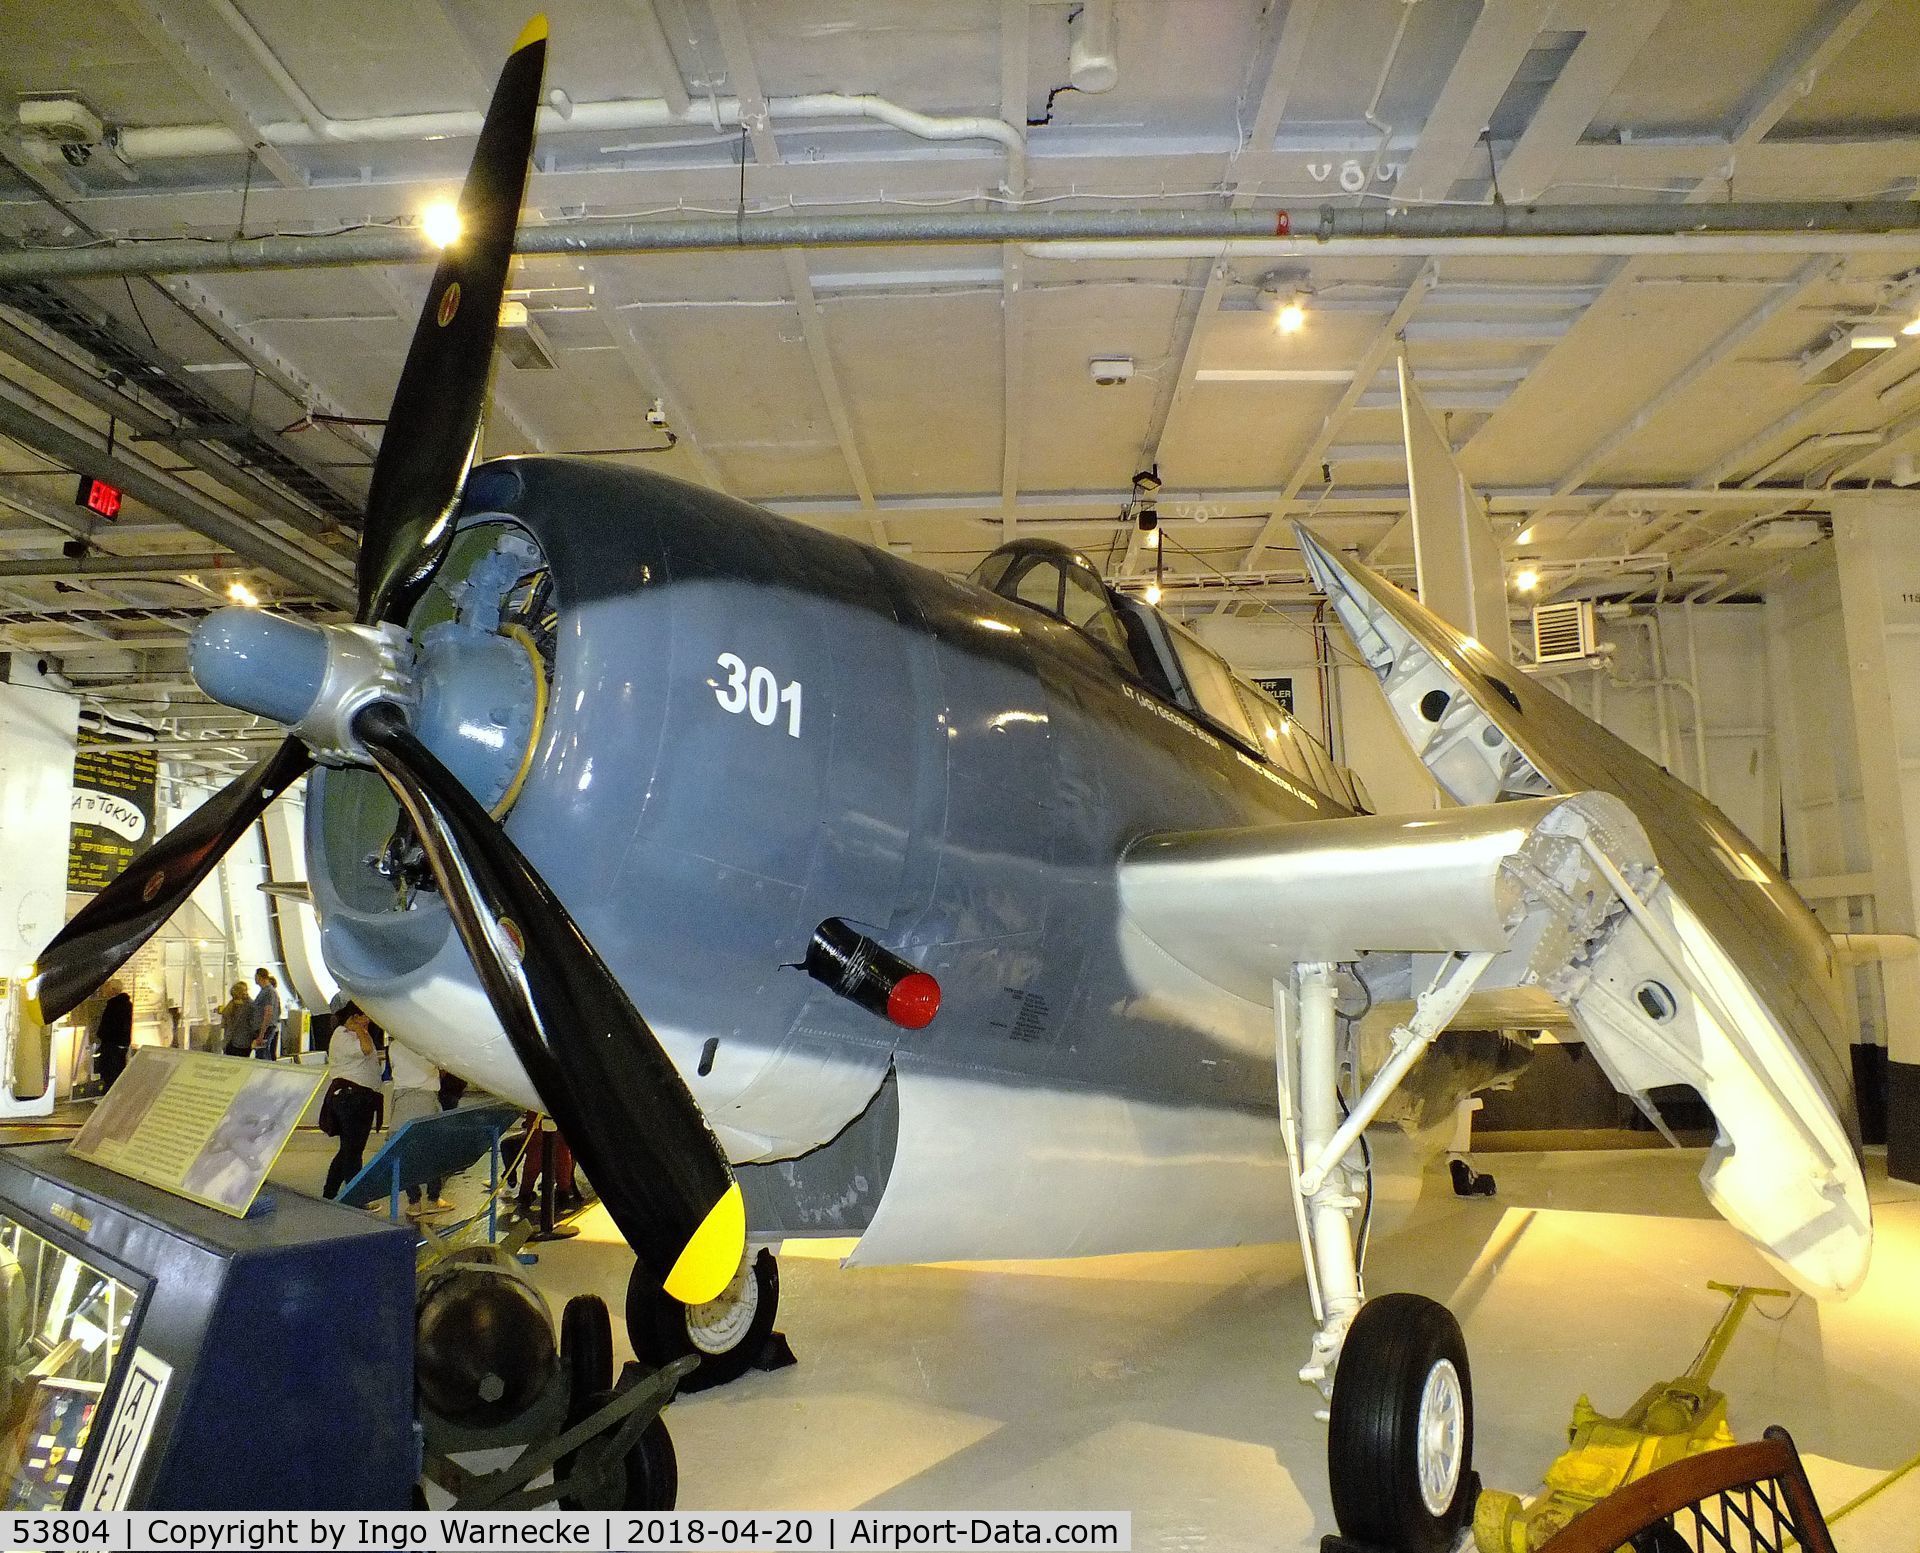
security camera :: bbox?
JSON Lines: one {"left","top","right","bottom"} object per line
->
{"left": 645, "top": 397, "right": 668, "bottom": 428}
{"left": 1089, "top": 357, "right": 1134, "bottom": 387}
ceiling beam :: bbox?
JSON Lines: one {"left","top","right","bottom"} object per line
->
{"left": 781, "top": 250, "right": 882, "bottom": 540}
{"left": 1548, "top": 256, "right": 1833, "bottom": 500}
{"left": 706, "top": 0, "right": 779, "bottom": 168}
{"left": 0, "top": 550, "right": 233, "bottom": 580}
{"left": 1121, "top": 0, "right": 1336, "bottom": 579}
{"left": 1702, "top": 342, "right": 1919, "bottom": 489}
{"left": 1496, "top": 0, "right": 1675, "bottom": 201}
{"left": 0, "top": 378, "right": 351, "bottom": 604}
{"left": 0, "top": 310, "right": 349, "bottom": 545}
{"left": 624, "top": 0, "right": 692, "bottom": 117}
{"left": 110, "top": 0, "right": 305, "bottom": 188}
{"left": 708, "top": 0, "right": 881, "bottom": 540}
{"left": 1393, "top": 0, "right": 1560, "bottom": 203}
{"left": 1730, "top": 0, "right": 1889, "bottom": 146}
{"left": 1241, "top": 0, "right": 1325, "bottom": 156}
{"left": 584, "top": 274, "right": 727, "bottom": 492}
{"left": 1235, "top": 267, "right": 1438, "bottom": 573}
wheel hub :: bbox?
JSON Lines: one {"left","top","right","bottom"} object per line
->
{"left": 684, "top": 1259, "right": 758, "bottom": 1355}
{"left": 1416, "top": 1357, "right": 1465, "bottom": 1515}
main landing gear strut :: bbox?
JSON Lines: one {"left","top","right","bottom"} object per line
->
{"left": 1279, "top": 956, "right": 1495, "bottom": 1553}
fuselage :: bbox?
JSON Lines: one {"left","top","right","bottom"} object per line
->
{"left": 305, "top": 458, "right": 1396, "bottom": 1257}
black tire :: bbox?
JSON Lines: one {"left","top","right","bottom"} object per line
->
{"left": 1327, "top": 1293, "right": 1475, "bottom": 1553}
{"left": 558, "top": 1390, "right": 678, "bottom": 1511}
{"left": 626, "top": 1248, "right": 778, "bottom": 1393}
{"left": 561, "top": 1295, "right": 615, "bottom": 1416}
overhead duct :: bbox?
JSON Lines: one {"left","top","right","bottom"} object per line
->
{"left": 6, "top": 202, "right": 1920, "bottom": 282}
{"left": 22, "top": 91, "right": 1026, "bottom": 190}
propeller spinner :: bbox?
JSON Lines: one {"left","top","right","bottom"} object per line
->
{"left": 26, "top": 16, "right": 745, "bottom": 1308}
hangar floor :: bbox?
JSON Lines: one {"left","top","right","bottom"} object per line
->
{"left": 249, "top": 1132, "right": 1920, "bottom": 1552}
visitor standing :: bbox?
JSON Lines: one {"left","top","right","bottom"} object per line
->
{"left": 249, "top": 967, "right": 281, "bottom": 1061}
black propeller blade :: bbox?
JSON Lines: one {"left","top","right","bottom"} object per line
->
{"left": 28, "top": 13, "right": 746, "bottom": 1307}
{"left": 30, "top": 738, "right": 312, "bottom": 1024}
{"left": 353, "top": 702, "right": 743, "bottom": 1303}
{"left": 27, "top": 18, "right": 550, "bottom": 1029}
{"left": 356, "top": 15, "right": 547, "bottom": 627}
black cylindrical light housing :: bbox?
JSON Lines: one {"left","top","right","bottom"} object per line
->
{"left": 803, "top": 918, "right": 941, "bottom": 1030}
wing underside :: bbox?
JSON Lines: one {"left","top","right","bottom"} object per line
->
{"left": 1120, "top": 549, "right": 1873, "bottom": 1301}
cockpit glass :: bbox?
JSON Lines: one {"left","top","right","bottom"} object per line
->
{"left": 972, "top": 544, "right": 1131, "bottom": 664}
{"left": 966, "top": 552, "right": 1016, "bottom": 595}
{"left": 1013, "top": 562, "right": 1064, "bottom": 615}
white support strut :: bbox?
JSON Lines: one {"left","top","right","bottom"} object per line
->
{"left": 1298, "top": 950, "right": 1499, "bottom": 1195}
{"left": 1292, "top": 960, "right": 1361, "bottom": 1393}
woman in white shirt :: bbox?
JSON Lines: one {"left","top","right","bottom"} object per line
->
{"left": 387, "top": 1039, "right": 453, "bottom": 1217}
{"left": 322, "top": 1005, "right": 385, "bottom": 1199}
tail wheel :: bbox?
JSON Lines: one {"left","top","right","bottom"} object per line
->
{"left": 627, "top": 1248, "right": 778, "bottom": 1393}
{"left": 1327, "top": 1293, "right": 1475, "bottom": 1553}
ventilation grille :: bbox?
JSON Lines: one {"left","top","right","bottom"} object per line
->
{"left": 1533, "top": 599, "right": 1595, "bottom": 663}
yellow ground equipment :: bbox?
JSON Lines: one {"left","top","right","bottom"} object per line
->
{"left": 1473, "top": 1282, "right": 1793, "bottom": 1553}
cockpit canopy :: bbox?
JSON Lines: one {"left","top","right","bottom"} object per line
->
{"left": 965, "top": 537, "right": 1367, "bottom": 812}
{"left": 967, "top": 539, "right": 1131, "bottom": 660}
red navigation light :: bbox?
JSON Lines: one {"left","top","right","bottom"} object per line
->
{"left": 885, "top": 971, "right": 942, "bottom": 1031}
{"left": 75, "top": 476, "right": 122, "bottom": 520}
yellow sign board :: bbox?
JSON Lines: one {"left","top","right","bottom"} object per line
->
{"left": 70, "top": 1048, "right": 323, "bottom": 1217}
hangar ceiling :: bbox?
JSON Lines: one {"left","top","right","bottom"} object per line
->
{"left": 1, "top": 0, "right": 1918, "bottom": 769}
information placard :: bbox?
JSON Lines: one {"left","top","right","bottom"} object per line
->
{"left": 70, "top": 1050, "right": 322, "bottom": 1217}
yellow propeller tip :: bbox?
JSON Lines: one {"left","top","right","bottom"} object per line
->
{"left": 513, "top": 14, "right": 549, "bottom": 49}
{"left": 662, "top": 1182, "right": 746, "bottom": 1306}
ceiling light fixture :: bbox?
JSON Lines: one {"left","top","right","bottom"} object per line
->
{"left": 1848, "top": 326, "right": 1898, "bottom": 350}
{"left": 1143, "top": 581, "right": 1162, "bottom": 605}
{"left": 422, "top": 200, "right": 463, "bottom": 249}
{"left": 1516, "top": 526, "right": 1535, "bottom": 545}
{"left": 226, "top": 580, "right": 259, "bottom": 608}
{"left": 1256, "top": 271, "right": 1311, "bottom": 335}
{"left": 1903, "top": 314, "right": 1920, "bottom": 337}
{"left": 1514, "top": 568, "right": 1540, "bottom": 593}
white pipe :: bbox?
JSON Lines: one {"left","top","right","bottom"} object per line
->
{"left": 1027, "top": 234, "right": 1920, "bottom": 259}
{"left": 110, "top": 92, "right": 1026, "bottom": 188}
{"left": 1360, "top": 0, "right": 1419, "bottom": 189}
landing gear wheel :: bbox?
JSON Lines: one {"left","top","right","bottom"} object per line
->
{"left": 626, "top": 1249, "right": 779, "bottom": 1393}
{"left": 1327, "top": 1293, "right": 1475, "bottom": 1553}
{"left": 627, "top": 1248, "right": 778, "bottom": 1393}
{"left": 561, "top": 1295, "right": 614, "bottom": 1411}
{"left": 558, "top": 1390, "right": 678, "bottom": 1511}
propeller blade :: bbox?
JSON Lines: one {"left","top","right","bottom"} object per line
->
{"left": 351, "top": 701, "right": 744, "bottom": 1305}
{"left": 29, "top": 737, "right": 312, "bottom": 1024}
{"left": 356, "top": 15, "right": 548, "bottom": 627}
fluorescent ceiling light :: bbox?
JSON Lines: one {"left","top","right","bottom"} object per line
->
{"left": 1194, "top": 369, "right": 1352, "bottom": 383}
{"left": 1848, "top": 326, "right": 1897, "bottom": 350}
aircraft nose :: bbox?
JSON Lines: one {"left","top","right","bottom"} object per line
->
{"left": 189, "top": 607, "right": 331, "bottom": 724}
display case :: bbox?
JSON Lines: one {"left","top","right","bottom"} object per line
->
{"left": 0, "top": 1141, "right": 415, "bottom": 1509}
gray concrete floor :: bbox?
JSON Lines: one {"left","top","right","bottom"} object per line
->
{"left": 259, "top": 1127, "right": 1920, "bottom": 1551}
